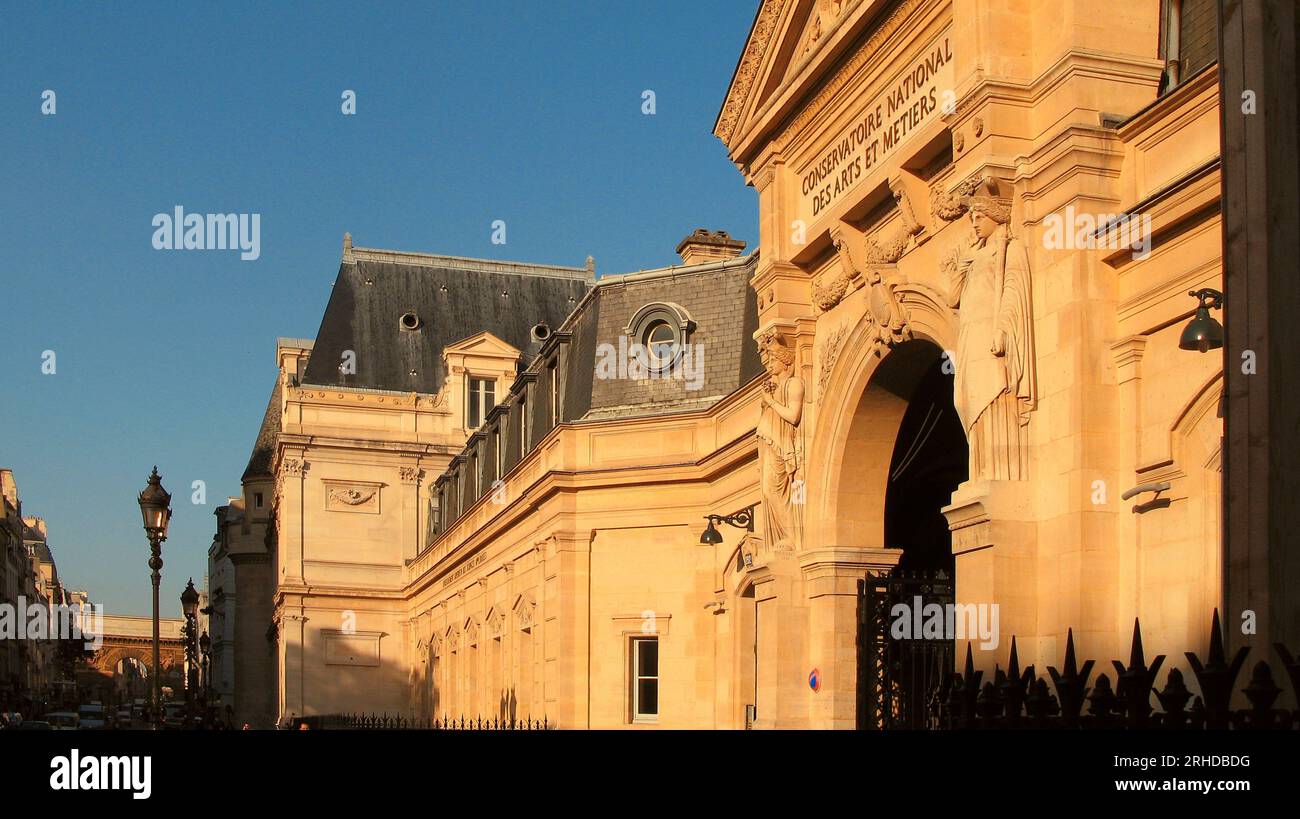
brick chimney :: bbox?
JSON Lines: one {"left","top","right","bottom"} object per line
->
{"left": 675, "top": 228, "right": 746, "bottom": 265}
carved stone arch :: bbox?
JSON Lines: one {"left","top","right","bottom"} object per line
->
{"left": 1134, "top": 370, "right": 1223, "bottom": 643}
{"left": 805, "top": 284, "right": 958, "bottom": 551}
{"left": 1168, "top": 371, "right": 1223, "bottom": 471}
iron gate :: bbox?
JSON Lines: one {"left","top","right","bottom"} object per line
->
{"left": 857, "top": 569, "right": 954, "bottom": 729}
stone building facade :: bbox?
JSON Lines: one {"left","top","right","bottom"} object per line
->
{"left": 225, "top": 0, "right": 1242, "bottom": 728}
{"left": 0, "top": 469, "right": 80, "bottom": 711}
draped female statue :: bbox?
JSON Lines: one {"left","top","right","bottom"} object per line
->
{"left": 757, "top": 330, "right": 804, "bottom": 550}
{"left": 947, "top": 186, "right": 1037, "bottom": 481}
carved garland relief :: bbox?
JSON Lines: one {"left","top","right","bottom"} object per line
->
{"left": 323, "top": 480, "right": 384, "bottom": 514}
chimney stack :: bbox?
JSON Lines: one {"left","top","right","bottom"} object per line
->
{"left": 675, "top": 228, "right": 746, "bottom": 265}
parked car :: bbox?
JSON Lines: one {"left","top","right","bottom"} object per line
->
{"left": 18, "top": 721, "right": 52, "bottom": 730}
{"left": 77, "top": 704, "right": 108, "bottom": 730}
{"left": 44, "top": 711, "right": 79, "bottom": 730}
{"left": 163, "top": 703, "right": 185, "bottom": 730}
{"left": 116, "top": 707, "right": 133, "bottom": 726}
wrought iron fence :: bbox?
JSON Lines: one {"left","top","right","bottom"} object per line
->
{"left": 858, "top": 570, "right": 955, "bottom": 729}
{"left": 931, "top": 610, "right": 1300, "bottom": 730}
{"left": 298, "top": 713, "right": 550, "bottom": 730}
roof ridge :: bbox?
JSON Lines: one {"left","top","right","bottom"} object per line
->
{"left": 351, "top": 245, "right": 593, "bottom": 280}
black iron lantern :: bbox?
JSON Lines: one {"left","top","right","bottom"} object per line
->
{"left": 700, "top": 519, "right": 723, "bottom": 545}
{"left": 181, "top": 578, "right": 200, "bottom": 620}
{"left": 137, "top": 467, "right": 172, "bottom": 537}
{"left": 1179, "top": 288, "right": 1224, "bottom": 353}
{"left": 199, "top": 631, "right": 211, "bottom": 655}
{"left": 699, "top": 504, "right": 757, "bottom": 545}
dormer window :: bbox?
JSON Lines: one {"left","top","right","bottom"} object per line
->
{"left": 646, "top": 321, "right": 678, "bottom": 364}
{"left": 626, "top": 302, "right": 694, "bottom": 373}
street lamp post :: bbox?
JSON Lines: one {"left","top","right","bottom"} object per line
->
{"left": 137, "top": 467, "right": 171, "bottom": 731}
{"left": 181, "top": 579, "right": 200, "bottom": 720}
{"left": 199, "top": 630, "right": 211, "bottom": 710}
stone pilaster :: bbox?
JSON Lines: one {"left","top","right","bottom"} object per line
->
{"left": 799, "top": 546, "right": 902, "bottom": 729}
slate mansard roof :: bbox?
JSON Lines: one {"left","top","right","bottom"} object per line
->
{"left": 429, "top": 250, "right": 763, "bottom": 541}
{"left": 300, "top": 246, "right": 594, "bottom": 395}
{"left": 241, "top": 378, "right": 282, "bottom": 482}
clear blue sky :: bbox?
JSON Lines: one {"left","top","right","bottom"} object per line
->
{"left": 0, "top": 1, "right": 758, "bottom": 617}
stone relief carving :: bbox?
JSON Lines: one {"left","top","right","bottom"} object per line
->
{"left": 516, "top": 600, "right": 535, "bottom": 629}
{"left": 931, "top": 173, "right": 983, "bottom": 222}
{"left": 487, "top": 610, "right": 504, "bottom": 639}
{"left": 812, "top": 263, "right": 850, "bottom": 312}
{"left": 329, "top": 487, "right": 377, "bottom": 506}
{"left": 773, "top": 0, "right": 926, "bottom": 151}
{"left": 324, "top": 480, "right": 383, "bottom": 513}
{"left": 817, "top": 322, "right": 850, "bottom": 398}
{"left": 757, "top": 329, "right": 804, "bottom": 551}
{"left": 947, "top": 178, "right": 1037, "bottom": 481}
{"left": 399, "top": 466, "right": 422, "bottom": 485}
{"left": 715, "top": 0, "right": 786, "bottom": 143}
{"left": 830, "top": 224, "right": 912, "bottom": 356}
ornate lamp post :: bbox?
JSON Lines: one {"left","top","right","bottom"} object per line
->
{"left": 199, "top": 630, "right": 212, "bottom": 709}
{"left": 180, "top": 579, "right": 200, "bottom": 719}
{"left": 137, "top": 467, "right": 171, "bottom": 729}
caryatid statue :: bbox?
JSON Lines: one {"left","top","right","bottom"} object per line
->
{"left": 947, "top": 182, "right": 1037, "bottom": 481}
{"left": 757, "top": 330, "right": 805, "bottom": 550}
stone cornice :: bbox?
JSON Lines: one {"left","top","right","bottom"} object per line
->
{"left": 714, "top": 0, "right": 789, "bottom": 145}
{"left": 772, "top": 0, "right": 930, "bottom": 155}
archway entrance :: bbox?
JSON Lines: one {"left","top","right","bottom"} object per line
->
{"left": 884, "top": 347, "right": 968, "bottom": 572}
{"left": 843, "top": 339, "right": 967, "bottom": 729}
{"left": 832, "top": 338, "right": 967, "bottom": 563}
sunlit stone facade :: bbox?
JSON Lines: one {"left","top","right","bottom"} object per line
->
{"left": 228, "top": 0, "right": 1232, "bottom": 728}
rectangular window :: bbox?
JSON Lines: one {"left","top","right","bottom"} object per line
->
{"left": 428, "top": 494, "right": 441, "bottom": 540}
{"left": 493, "top": 426, "right": 503, "bottom": 480}
{"left": 467, "top": 377, "right": 495, "bottom": 430}
{"left": 518, "top": 395, "right": 528, "bottom": 453}
{"left": 630, "top": 637, "right": 659, "bottom": 723}
{"left": 254, "top": 492, "right": 264, "bottom": 509}
{"left": 549, "top": 362, "right": 559, "bottom": 425}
